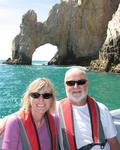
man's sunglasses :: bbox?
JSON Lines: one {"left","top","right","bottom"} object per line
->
{"left": 30, "top": 92, "right": 53, "bottom": 99}
{"left": 66, "top": 79, "right": 87, "bottom": 86}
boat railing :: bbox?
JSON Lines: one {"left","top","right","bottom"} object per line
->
{"left": 111, "top": 109, "right": 120, "bottom": 143}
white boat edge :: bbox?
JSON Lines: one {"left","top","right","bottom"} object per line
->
{"left": 110, "top": 109, "right": 120, "bottom": 143}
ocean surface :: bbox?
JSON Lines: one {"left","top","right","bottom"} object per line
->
{"left": 0, "top": 60, "right": 120, "bottom": 118}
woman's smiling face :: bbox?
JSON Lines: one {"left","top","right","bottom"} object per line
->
{"left": 30, "top": 86, "right": 53, "bottom": 115}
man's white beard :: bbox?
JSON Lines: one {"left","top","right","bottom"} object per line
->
{"left": 67, "top": 90, "right": 88, "bottom": 102}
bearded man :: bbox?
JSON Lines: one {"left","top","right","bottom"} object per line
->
{"left": 58, "top": 67, "right": 120, "bottom": 150}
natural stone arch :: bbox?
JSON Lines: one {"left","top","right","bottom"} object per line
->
{"left": 4, "top": 0, "right": 120, "bottom": 65}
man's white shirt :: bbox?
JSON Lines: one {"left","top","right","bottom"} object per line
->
{"left": 73, "top": 102, "right": 117, "bottom": 150}
{"left": 57, "top": 101, "right": 117, "bottom": 150}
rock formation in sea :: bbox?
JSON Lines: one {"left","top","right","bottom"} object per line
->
{"left": 4, "top": 0, "right": 120, "bottom": 70}
{"left": 90, "top": 3, "right": 120, "bottom": 73}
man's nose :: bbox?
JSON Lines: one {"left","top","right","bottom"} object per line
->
{"left": 74, "top": 83, "right": 79, "bottom": 88}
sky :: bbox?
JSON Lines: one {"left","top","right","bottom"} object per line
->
{"left": 0, "top": 0, "right": 60, "bottom": 61}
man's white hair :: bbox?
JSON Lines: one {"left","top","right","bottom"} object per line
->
{"left": 64, "top": 66, "right": 87, "bottom": 82}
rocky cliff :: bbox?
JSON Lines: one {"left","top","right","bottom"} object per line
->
{"left": 4, "top": 0, "right": 120, "bottom": 67}
{"left": 90, "top": 3, "right": 120, "bottom": 73}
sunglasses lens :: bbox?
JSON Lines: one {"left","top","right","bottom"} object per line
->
{"left": 66, "top": 79, "right": 87, "bottom": 86}
{"left": 43, "top": 93, "right": 53, "bottom": 99}
{"left": 77, "top": 79, "right": 87, "bottom": 85}
{"left": 30, "top": 92, "right": 40, "bottom": 98}
{"left": 30, "top": 92, "right": 53, "bottom": 99}
{"left": 66, "top": 81, "right": 75, "bottom": 86}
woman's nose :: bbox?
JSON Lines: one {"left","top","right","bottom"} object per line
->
{"left": 38, "top": 95, "right": 44, "bottom": 101}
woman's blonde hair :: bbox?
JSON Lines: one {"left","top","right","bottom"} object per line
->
{"left": 21, "top": 78, "right": 56, "bottom": 113}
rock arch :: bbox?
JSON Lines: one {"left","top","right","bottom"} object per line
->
{"left": 5, "top": 0, "right": 120, "bottom": 65}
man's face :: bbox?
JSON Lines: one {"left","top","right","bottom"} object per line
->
{"left": 65, "top": 70, "right": 88, "bottom": 104}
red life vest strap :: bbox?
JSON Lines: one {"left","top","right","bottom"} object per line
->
{"left": 59, "top": 98, "right": 76, "bottom": 150}
{"left": 45, "top": 112, "right": 57, "bottom": 150}
{"left": 18, "top": 111, "right": 57, "bottom": 150}
{"left": 20, "top": 111, "right": 40, "bottom": 150}
{"left": 87, "top": 96, "right": 106, "bottom": 144}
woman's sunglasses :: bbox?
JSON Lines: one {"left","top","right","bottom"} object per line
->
{"left": 66, "top": 79, "right": 87, "bottom": 86}
{"left": 30, "top": 92, "right": 53, "bottom": 99}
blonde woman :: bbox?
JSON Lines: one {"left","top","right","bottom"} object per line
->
{"left": 2, "top": 78, "right": 64, "bottom": 150}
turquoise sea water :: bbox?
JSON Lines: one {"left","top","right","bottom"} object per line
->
{"left": 0, "top": 60, "right": 120, "bottom": 117}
